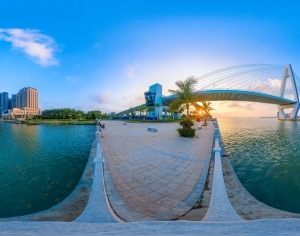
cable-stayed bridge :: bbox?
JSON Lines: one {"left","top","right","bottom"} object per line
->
{"left": 117, "top": 64, "right": 300, "bottom": 119}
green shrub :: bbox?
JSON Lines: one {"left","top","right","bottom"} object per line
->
{"left": 177, "top": 127, "right": 196, "bottom": 137}
{"left": 179, "top": 118, "right": 194, "bottom": 128}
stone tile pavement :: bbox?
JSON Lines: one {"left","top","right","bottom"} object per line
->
{"left": 101, "top": 120, "right": 214, "bottom": 221}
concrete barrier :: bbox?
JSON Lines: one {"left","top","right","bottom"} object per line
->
{"left": 75, "top": 127, "right": 119, "bottom": 223}
{"left": 202, "top": 121, "right": 244, "bottom": 222}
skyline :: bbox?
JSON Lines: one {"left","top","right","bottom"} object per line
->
{"left": 1, "top": 1, "right": 300, "bottom": 117}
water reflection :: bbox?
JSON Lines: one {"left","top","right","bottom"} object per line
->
{"left": 218, "top": 117, "right": 300, "bottom": 213}
{"left": 0, "top": 123, "right": 94, "bottom": 218}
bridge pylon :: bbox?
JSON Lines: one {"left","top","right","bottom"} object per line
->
{"left": 277, "top": 64, "right": 300, "bottom": 119}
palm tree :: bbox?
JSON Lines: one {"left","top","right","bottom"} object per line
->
{"left": 200, "top": 101, "right": 215, "bottom": 125}
{"left": 137, "top": 105, "right": 146, "bottom": 119}
{"left": 154, "top": 103, "right": 161, "bottom": 121}
{"left": 168, "top": 77, "right": 200, "bottom": 118}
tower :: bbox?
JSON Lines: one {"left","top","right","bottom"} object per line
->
{"left": 277, "top": 64, "right": 300, "bottom": 119}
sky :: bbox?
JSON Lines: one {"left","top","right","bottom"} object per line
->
{"left": 1, "top": 0, "right": 300, "bottom": 117}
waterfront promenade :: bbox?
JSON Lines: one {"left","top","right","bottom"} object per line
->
{"left": 101, "top": 120, "right": 214, "bottom": 221}
{"left": 2, "top": 120, "right": 300, "bottom": 235}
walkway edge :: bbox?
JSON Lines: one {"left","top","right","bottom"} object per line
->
{"left": 75, "top": 128, "right": 119, "bottom": 223}
{"left": 202, "top": 121, "right": 244, "bottom": 222}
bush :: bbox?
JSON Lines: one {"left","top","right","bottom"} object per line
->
{"left": 179, "top": 118, "right": 194, "bottom": 128}
{"left": 177, "top": 118, "right": 196, "bottom": 137}
{"left": 177, "top": 127, "right": 196, "bottom": 137}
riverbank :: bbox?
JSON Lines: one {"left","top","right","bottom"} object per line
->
{"left": 0, "top": 119, "right": 96, "bottom": 125}
{"left": 25, "top": 119, "right": 96, "bottom": 125}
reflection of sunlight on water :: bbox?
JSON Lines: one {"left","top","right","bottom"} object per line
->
{"left": 0, "top": 123, "right": 94, "bottom": 218}
{"left": 218, "top": 117, "right": 300, "bottom": 213}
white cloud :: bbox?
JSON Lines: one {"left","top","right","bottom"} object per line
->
{"left": 124, "top": 61, "right": 139, "bottom": 78}
{"left": 93, "top": 92, "right": 111, "bottom": 104}
{"left": 253, "top": 78, "right": 281, "bottom": 95}
{"left": 0, "top": 28, "right": 58, "bottom": 66}
{"left": 66, "top": 75, "right": 79, "bottom": 83}
{"left": 226, "top": 101, "right": 254, "bottom": 110}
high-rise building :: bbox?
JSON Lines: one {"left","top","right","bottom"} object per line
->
{"left": 0, "top": 92, "right": 9, "bottom": 115}
{"left": 16, "top": 87, "right": 39, "bottom": 109}
{"left": 1, "top": 87, "right": 40, "bottom": 119}
{"left": 11, "top": 94, "right": 17, "bottom": 109}
{"left": 8, "top": 98, "right": 11, "bottom": 110}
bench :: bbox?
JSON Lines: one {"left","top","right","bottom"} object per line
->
{"left": 147, "top": 127, "right": 158, "bottom": 132}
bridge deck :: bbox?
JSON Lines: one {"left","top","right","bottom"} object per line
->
{"left": 163, "top": 90, "right": 295, "bottom": 105}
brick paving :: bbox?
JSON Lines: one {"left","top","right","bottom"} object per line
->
{"left": 101, "top": 120, "right": 214, "bottom": 221}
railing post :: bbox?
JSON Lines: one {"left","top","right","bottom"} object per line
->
{"left": 94, "top": 130, "right": 103, "bottom": 164}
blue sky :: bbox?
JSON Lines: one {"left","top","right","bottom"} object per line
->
{"left": 1, "top": 0, "right": 300, "bottom": 117}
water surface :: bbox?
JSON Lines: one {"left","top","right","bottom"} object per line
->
{"left": 218, "top": 117, "right": 300, "bottom": 213}
{"left": 0, "top": 123, "right": 94, "bottom": 218}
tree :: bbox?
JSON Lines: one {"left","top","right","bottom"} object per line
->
{"left": 168, "top": 77, "right": 200, "bottom": 118}
{"left": 110, "top": 112, "right": 116, "bottom": 119}
{"left": 200, "top": 101, "right": 215, "bottom": 125}
{"left": 193, "top": 103, "right": 204, "bottom": 121}
{"left": 137, "top": 105, "right": 146, "bottom": 119}
{"left": 154, "top": 103, "right": 161, "bottom": 121}
{"left": 85, "top": 110, "right": 102, "bottom": 120}
{"left": 128, "top": 107, "right": 135, "bottom": 119}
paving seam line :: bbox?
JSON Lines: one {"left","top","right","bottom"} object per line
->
{"left": 136, "top": 141, "right": 205, "bottom": 163}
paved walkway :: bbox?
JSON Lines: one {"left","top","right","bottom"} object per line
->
{"left": 101, "top": 120, "right": 214, "bottom": 221}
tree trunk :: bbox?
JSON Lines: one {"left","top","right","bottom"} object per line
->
{"left": 186, "top": 103, "right": 189, "bottom": 118}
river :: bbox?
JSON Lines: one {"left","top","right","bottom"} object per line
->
{"left": 218, "top": 117, "right": 300, "bottom": 214}
{"left": 0, "top": 123, "right": 94, "bottom": 218}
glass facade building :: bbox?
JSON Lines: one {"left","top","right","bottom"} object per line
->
{"left": 0, "top": 92, "right": 9, "bottom": 115}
